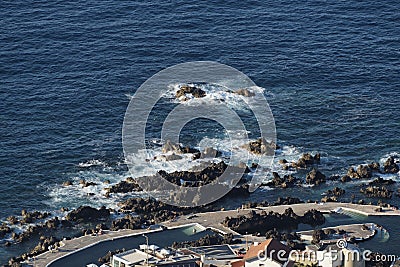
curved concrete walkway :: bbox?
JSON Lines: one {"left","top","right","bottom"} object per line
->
{"left": 26, "top": 202, "right": 400, "bottom": 267}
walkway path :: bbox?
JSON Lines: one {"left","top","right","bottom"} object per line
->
{"left": 28, "top": 202, "right": 400, "bottom": 266}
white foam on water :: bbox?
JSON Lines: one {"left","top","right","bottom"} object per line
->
{"left": 378, "top": 152, "right": 400, "bottom": 179}
{"left": 125, "top": 93, "right": 134, "bottom": 100}
{"left": 45, "top": 168, "right": 134, "bottom": 211}
{"left": 78, "top": 159, "right": 107, "bottom": 168}
{"left": 125, "top": 147, "right": 224, "bottom": 179}
{"left": 163, "top": 83, "right": 266, "bottom": 112}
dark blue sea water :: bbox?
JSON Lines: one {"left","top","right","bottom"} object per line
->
{"left": 1, "top": 0, "right": 400, "bottom": 263}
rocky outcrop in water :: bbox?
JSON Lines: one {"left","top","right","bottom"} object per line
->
{"left": 20, "top": 210, "right": 51, "bottom": 224}
{"left": 235, "top": 88, "right": 255, "bottom": 97}
{"left": 79, "top": 179, "right": 98, "bottom": 187}
{"left": 306, "top": 168, "right": 326, "bottom": 185}
{"left": 320, "top": 187, "right": 344, "bottom": 201}
{"left": 272, "top": 197, "right": 304, "bottom": 206}
{"left": 65, "top": 206, "right": 110, "bottom": 223}
{"left": 176, "top": 85, "right": 206, "bottom": 99}
{"left": 241, "top": 137, "right": 279, "bottom": 155}
{"left": 6, "top": 236, "right": 61, "bottom": 266}
{"left": 62, "top": 180, "right": 73, "bottom": 186}
{"left": 368, "top": 161, "right": 380, "bottom": 172}
{"left": 161, "top": 140, "right": 200, "bottom": 155}
{"left": 293, "top": 153, "right": 321, "bottom": 169}
{"left": 105, "top": 177, "right": 142, "bottom": 194}
{"left": 384, "top": 156, "right": 399, "bottom": 174}
{"left": 340, "top": 161, "right": 389, "bottom": 183}
{"left": 0, "top": 223, "right": 11, "bottom": 238}
{"left": 346, "top": 165, "right": 372, "bottom": 179}
{"left": 360, "top": 186, "right": 393, "bottom": 199}
{"left": 368, "top": 177, "right": 396, "bottom": 186}
{"left": 157, "top": 161, "right": 230, "bottom": 186}
{"left": 321, "top": 196, "right": 338, "bottom": 202}
{"left": 264, "top": 172, "right": 300, "bottom": 188}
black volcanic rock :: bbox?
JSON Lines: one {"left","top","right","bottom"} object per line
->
{"left": 368, "top": 177, "right": 396, "bottom": 186}
{"left": 292, "top": 153, "right": 321, "bottom": 169}
{"left": 0, "top": 223, "right": 11, "bottom": 238}
{"left": 356, "top": 165, "right": 373, "bottom": 178}
{"left": 172, "top": 233, "right": 237, "bottom": 249}
{"left": 157, "top": 161, "right": 230, "bottom": 186}
{"left": 264, "top": 172, "right": 300, "bottom": 188}
{"left": 110, "top": 214, "right": 143, "bottom": 231}
{"left": 273, "top": 197, "right": 304, "bottom": 206}
{"left": 360, "top": 186, "right": 393, "bottom": 199}
{"left": 302, "top": 209, "right": 326, "bottom": 226}
{"left": 384, "top": 156, "right": 399, "bottom": 174}
{"left": 306, "top": 168, "right": 326, "bottom": 185}
{"left": 326, "top": 187, "right": 345, "bottom": 196}
{"left": 241, "top": 137, "right": 279, "bottom": 155}
{"left": 20, "top": 210, "right": 51, "bottom": 224}
{"left": 105, "top": 178, "right": 142, "bottom": 194}
{"left": 66, "top": 206, "right": 110, "bottom": 223}
{"left": 368, "top": 162, "right": 381, "bottom": 172}
{"left": 176, "top": 84, "right": 206, "bottom": 99}
{"left": 235, "top": 88, "right": 255, "bottom": 97}
{"left": 222, "top": 208, "right": 324, "bottom": 234}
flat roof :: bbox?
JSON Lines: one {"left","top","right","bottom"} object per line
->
{"left": 115, "top": 248, "right": 199, "bottom": 265}
{"left": 114, "top": 249, "right": 156, "bottom": 265}
{"left": 188, "top": 244, "right": 237, "bottom": 260}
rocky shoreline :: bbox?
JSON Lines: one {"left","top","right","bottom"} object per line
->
{"left": 1, "top": 147, "right": 399, "bottom": 266}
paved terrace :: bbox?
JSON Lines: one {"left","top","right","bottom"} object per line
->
{"left": 298, "top": 223, "right": 377, "bottom": 243}
{"left": 33, "top": 229, "right": 155, "bottom": 267}
{"left": 28, "top": 202, "right": 400, "bottom": 267}
{"left": 162, "top": 202, "right": 400, "bottom": 234}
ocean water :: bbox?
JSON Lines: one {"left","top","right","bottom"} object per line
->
{"left": 1, "top": 0, "right": 400, "bottom": 262}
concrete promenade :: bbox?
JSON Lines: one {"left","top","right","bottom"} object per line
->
{"left": 28, "top": 202, "right": 400, "bottom": 267}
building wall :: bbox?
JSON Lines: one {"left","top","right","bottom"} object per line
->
{"left": 317, "top": 251, "right": 342, "bottom": 267}
{"left": 245, "top": 258, "right": 281, "bottom": 267}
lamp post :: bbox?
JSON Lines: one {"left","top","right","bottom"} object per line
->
{"left": 245, "top": 232, "right": 248, "bottom": 251}
{"left": 143, "top": 234, "right": 149, "bottom": 267}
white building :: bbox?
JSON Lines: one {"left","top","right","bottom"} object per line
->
{"left": 111, "top": 248, "right": 199, "bottom": 267}
{"left": 316, "top": 244, "right": 365, "bottom": 267}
